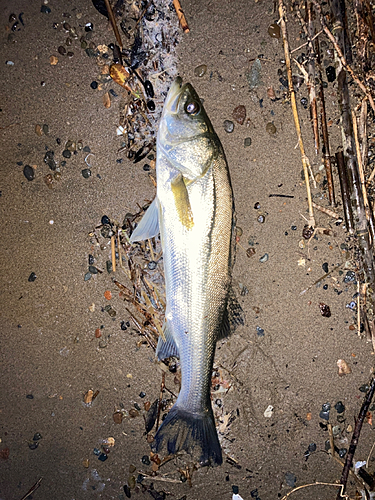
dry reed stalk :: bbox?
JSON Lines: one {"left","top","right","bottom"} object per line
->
{"left": 278, "top": 0, "right": 315, "bottom": 228}
{"left": 173, "top": 0, "right": 190, "bottom": 33}
{"left": 104, "top": 0, "right": 123, "bottom": 50}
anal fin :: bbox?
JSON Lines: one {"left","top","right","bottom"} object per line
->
{"left": 156, "top": 321, "right": 179, "bottom": 360}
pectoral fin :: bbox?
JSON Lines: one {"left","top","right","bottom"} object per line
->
{"left": 171, "top": 174, "right": 194, "bottom": 230}
{"left": 130, "top": 198, "right": 160, "bottom": 243}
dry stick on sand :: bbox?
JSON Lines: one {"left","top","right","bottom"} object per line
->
{"left": 315, "top": 35, "right": 335, "bottom": 206}
{"left": 352, "top": 109, "right": 375, "bottom": 242}
{"left": 111, "top": 235, "right": 116, "bottom": 273}
{"left": 312, "top": 0, "right": 375, "bottom": 114}
{"left": 295, "top": 3, "right": 320, "bottom": 155}
{"left": 104, "top": 0, "right": 123, "bottom": 50}
{"left": 337, "top": 374, "right": 375, "bottom": 499}
{"left": 336, "top": 151, "right": 354, "bottom": 233}
{"left": 173, "top": 0, "right": 190, "bottom": 33}
{"left": 278, "top": 0, "right": 315, "bottom": 228}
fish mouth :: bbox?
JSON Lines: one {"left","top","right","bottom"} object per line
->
{"left": 164, "top": 77, "right": 186, "bottom": 114}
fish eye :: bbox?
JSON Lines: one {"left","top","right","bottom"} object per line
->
{"left": 185, "top": 101, "right": 200, "bottom": 115}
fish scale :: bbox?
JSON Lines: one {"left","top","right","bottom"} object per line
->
{"left": 130, "top": 77, "right": 242, "bottom": 466}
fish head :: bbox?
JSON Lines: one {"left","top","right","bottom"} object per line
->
{"left": 158, "top": 77, "right": 217, "bottom": 181}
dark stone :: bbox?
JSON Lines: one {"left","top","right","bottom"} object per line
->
{"left": 90, "top": 81, "right": 98, "bottom": 89}
{"left": 28, "top": 272, "right": 37, "bottom": 282}
{"left": 23, "top": 165, "right": 35, "bottom": 181}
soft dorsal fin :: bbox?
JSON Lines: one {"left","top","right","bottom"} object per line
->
{"left": 130, "top": 198, "right": 160, "bottom": 243}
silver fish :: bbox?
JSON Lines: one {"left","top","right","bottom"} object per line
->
{"left": 130, "top": 77, "right": 242, "bottom": 466}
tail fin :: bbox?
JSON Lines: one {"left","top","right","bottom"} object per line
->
{"left": 151, "top": 405, "right": 222, "bottom": 467}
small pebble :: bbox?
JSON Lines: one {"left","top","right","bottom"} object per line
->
{"left": 223, "top": 120, "right": 234, "bottom": 133}
{"left": 26, "top": 394, "right": 34, "bottom": 399}
{"left": 300, "top": 97, "right": 308, "bottom": 109}
{"left": 67, "top": 51, "right": 74, "bottom": 58}
{"left": 147, "top": 100, "right": 155, "bottom": 111}
{"left": 148, "top": 261, "right": 157, "bottom": 270}
{"left": 41, "top": 5, "right": 51, "bottom": 14}
{"left": 143, "top": 164, "right": 151, "bottom": 171}
{"left": 338, "top": 448, "right": 347, "bottom": 458}
{"left": 101, "top": 215, "right": 110, "bottom": 225}
{"left": 319, "top": 410, "right": 330, "bottom": 421}
{"left": 244, "top": 137, "right": 252, "bottom": 147}
{"left": 33, "top": 433, "right": 42, "bottom": 441}
{"left": 334, "top": 401, "right": 345, "bottom": 413}
{"left": 268, "top": 23, "right": 281, "bottom": 38}
{"left": 285, "top": 472, "right": 296, "bottom": 488}
{"left": 129, "top": 409, "right": 139, "bottom": 418}
{"left": 42, "top": 124, "right": 49, "bottom": 135}
{"left": 88, "top": 254, "right": 94, "bottom": 265}
{"left": 124, "top": 484, "right": 131, "bottom": 498}
{"left": 141, "top": 455, "right": 150, "bottom": 465}
{"left": 259, "top": 253, "right": 269, "bottom": 263}
{"left": 256, "top": 326, "right": 265, "bottom": 337}
{"left": 82, "top": 168, "right": 91, "bottom": 178}
{"left": 144, "top": 80, "right": 154, "bottom": 98}
{"left": 62, "top": 150, "right": 71, "bottom": 159}
{"left": 23, "top": 165, "right": 35, "bottom": 181}
{"left": 257, "top": 215, "right": 265, "bottom": 223}
{"left": 291, "top": 225, "right": 297, "bottom": 231}
{"left": 232, "top": 485, "right": 239, "bottom": 494}
{"left": 246, "top": 247, "right": 255, "bottom": 258}
{"left": 28, "top": 272, "right": 37, "bottom": 282}
{"left": 266, "top": 122, "right": 277, "bottom": 135}
{"left": 322, "top": 262, "right": 329, "bottom": 273}
{"left": 35, "top": 124, "right": 43, "bottom": 136}
{"left": 44, "top": 151, "right": 57, "bottom": 170}
{"left": 28, "top": 442, "right": 39, "bottom": 450}
{"left": 88, "top": 266, "right": 98, "bottom": 274}
{"left": 98, "top": 453, "right": 108, "bottom": 461}
{"left": 90, "top": 81, "right": 98, "bottom": 89}
{"left": 106, "top": 260, "right": 113, "bottom": 273}
{"left": 232, "top": 105, "right": 246, "bottom": 125}
{"left": 139, "top": 391, "right": 146, "bottom": 398}
{"left": 322, "top": 402, "right": 331, "bottom": 412}
{"left": 254, "top": 202, "right": 260, "bottom": 209}
{"left": 58, "top": 46, "right": 66, "bottom": 55}
{"left": 194, "top": 64, "right": 207, "bottom": 77}
{"left": 308, "top": 442, "right": 317, "bottom": 452}
{"left": 326, "top": 65, "right": 336, "bottom": 82}
{"left": 85, "top": 22, "right": 93, "bottom": 32}
{"left": 84, "top": 272, "right": 91, "bottom": 281}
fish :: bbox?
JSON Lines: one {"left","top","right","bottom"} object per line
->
{"left": 130, "top": 77, "right": 243, "bottom": 466}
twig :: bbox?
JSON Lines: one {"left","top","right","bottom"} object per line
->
{"left": 316, "top": 35, "right": 335, "bottom": 206}
{"left": 300, "top": 264, "right": 342, "bottom": 295}
{"left": 20, "top": 477, "right": 43, "bottom": 500}
{"left": 280, "top": 482, "right": 347, "bottom": 500}
{"left": 296, "top": 3, "right": 320, "bottom": 155}
{"left": 104, "top": 0, "right": 123, "bottom": 50}
{"left": 337, "top": 373, "right": 375, "bottom": 499}
{"left": 352, "top": 108, "right": 375, "bottom": 243}
{"left": 155, "top": 372, "right": 166, "bottom": 431}
{"left": 312, "top": 0, "right": 375, "bottom": 114}
{"left": 290, "top": 29, "right": 323, "bottom": 54}
{"left": 366, "top": 438, "right": 375, "bottom": 468}
{"left": 279, "top": 0, "right": 315, "bottom": 228}
{"left": 111, "top": 235, "right": 116, "bottom": 273}
{"left": 312, "top": 201, "right": 340, "bottom": 219}
{"left": 173, "top": 0, "right": 190, "bottom": 33}
{"left": 336, "top": 151, "right": 354, "bottom": 233}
